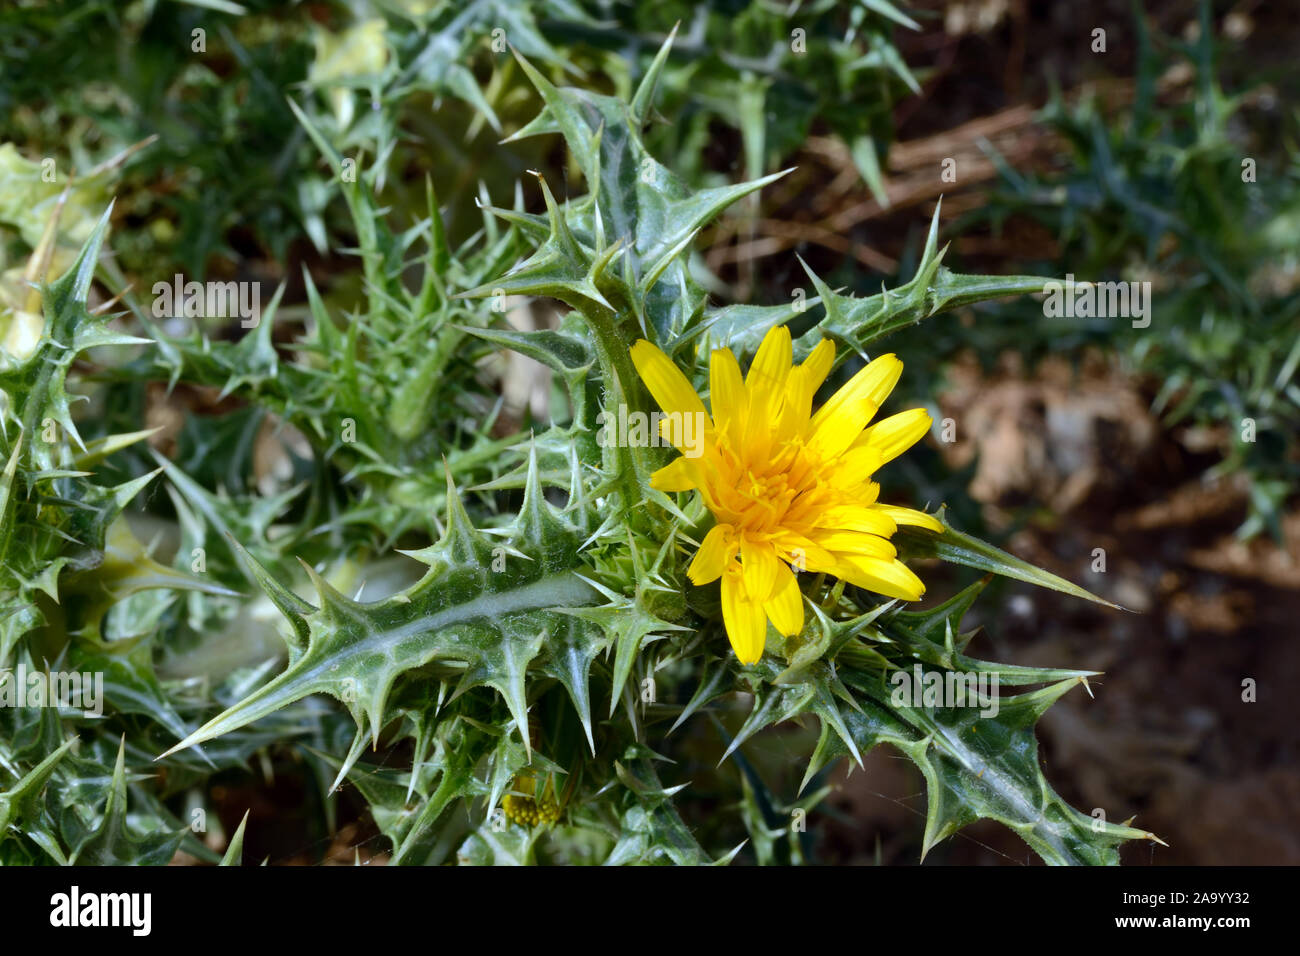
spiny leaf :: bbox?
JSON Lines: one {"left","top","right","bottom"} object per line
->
{"left": 895, "top": 507, "right": 1124, "bottom": 610}
{"left": 218, "top": 810, "right": 250, "bottom": 866}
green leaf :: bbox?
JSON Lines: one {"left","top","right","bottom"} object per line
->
{"left": 72, "top": 739, "right": 186, "bottom": 866}
{"left": 895, "top": 507, "right": 1124, "bottom": 610}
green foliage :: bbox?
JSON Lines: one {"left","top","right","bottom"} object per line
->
{"left": 0, "top": 19, "right": 1168, "bottom": 867}
{"left": 0, "top": 0, "right": 919, "bottom": 280}
{"left": 972, "top": 1, "right": 1299, "bottom": 539}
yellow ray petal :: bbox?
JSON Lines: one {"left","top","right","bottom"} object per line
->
{"left": 688, "top": 523, "right": 738, "bottom": 585}
{"left": 721, "top": 563, "right": 767, "bottom": 664}
{"left": 815, "top": 503, "right": 896, "bottom": 537}
{"left": 745, "top": 324, "right": 793, "bottom": 397}
{"left": 742, "top": 326, "right": 792, "bottom": 456}
{"left": 763, "top": 562, "right": 804, "bottom": 636}
{"left": 799, "top": 338, "right": 835, "bottom": 390}
{"left": 777, "top": 365, "right": 818, "bottom": 440}
{"left": 771, "top": 531, "right": 836, "bottom": 571}
{"left": 810, "top": 529, "right": 897, "bottom": 560}
{"left": 655, "top": 407, "right": 710, "bottom": 453}
{"left": 709, "top": 347, "right": 748, "bottom": 439}
{"left": 778, "top": 338, "right": 836, "bottom": 439}
{"left": 649, "top": 457, "right": 698, "bottom": 492}
{"left": 740, "top": 535, "right": 780, "bottom": 602}
{"left": 875, "top": 504, "right": 944, "bottom": 532}
{"left": 823, "top": 444, "right": 885, "bottom": 486}
{"left": 807, "top": 353, "right": 902, "bottom": 459}
{"left": 630, "top": 339, "right": 709, "bottom": 419}
{"left": 837, "top": 555, "right": 926, "bottom": 601}
{"left": 851, "top": 407, "right": 932, "bottom": 464}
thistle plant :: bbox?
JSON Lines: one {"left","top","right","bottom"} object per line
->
{"left": 972, "top": 1, "right": 1300, "bottom": 541}
{"left": 0, "top": 32, "right": 1168, "bottom": 867}
{"left": 0, "top": 0, "right": 918, "bottom": 281}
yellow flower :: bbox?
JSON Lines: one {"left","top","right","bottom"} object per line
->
{"left": 630, "top": 325, "right": 942, "bottom": 665}
{"left": 502, "top": 775, "right": 562, "bottom": 827}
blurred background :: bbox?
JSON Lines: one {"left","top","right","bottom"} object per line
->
{"left": 1, "top": 0, "right": 1296, "bottom": 863}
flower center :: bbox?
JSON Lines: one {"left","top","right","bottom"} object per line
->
{"left": 502, "top": 792, "right": 561, "bottom": 827}
{"left": 708, "top": 437, "right": 820, "bottom": 534}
